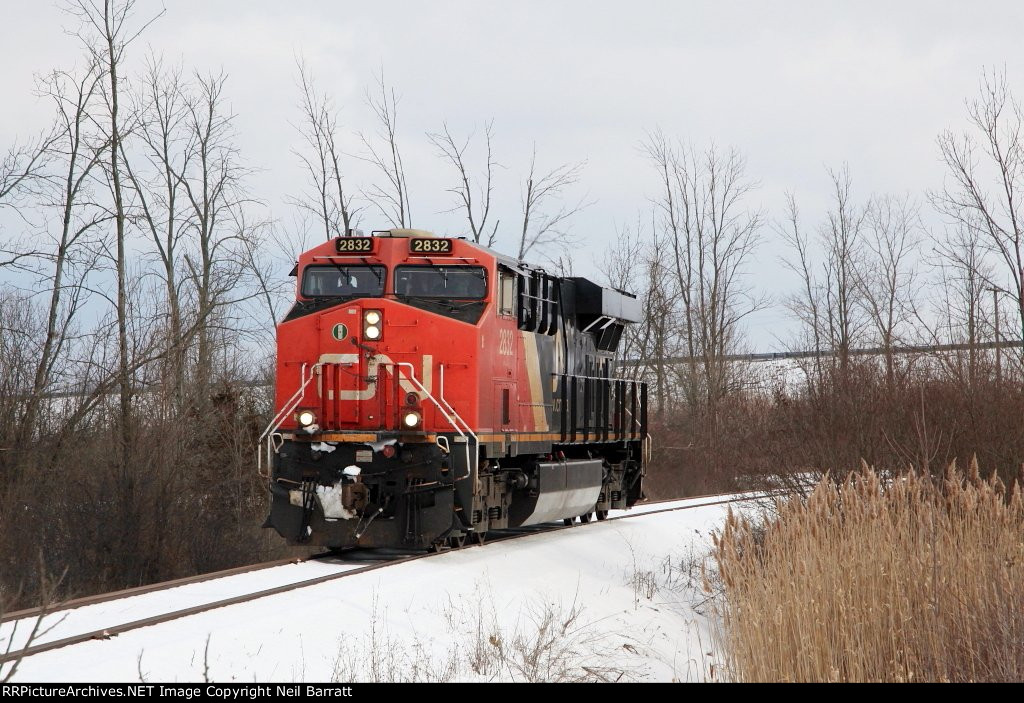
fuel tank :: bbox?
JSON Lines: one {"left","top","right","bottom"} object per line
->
{"left": 507, "top": 458, "right": 604, "bottom": 526}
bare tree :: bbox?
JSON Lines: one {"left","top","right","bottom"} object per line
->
{"left": 644, "top": 131, "right": 698, "bottom": 408}
{"left": 518, "top": 146, "right": 586, "bottom": 260}
{"left": 777, "top": 192, "right": 826, "bottom": 390}
{"left": 292, "top": 58, "right": 356, "bottom": 241}
{"left": 428, "top": 120, "right": 499, "bottom": 246}
{"left": 16, "top": 60, "right": 109, "bottom": 439}
{"left": 928, "top": 225, "right": 993, "bottom": 385}
{"left": 235, "top": 210, "right": 283, "bottom": 335}
{"left": 120, "top": 55, "right": 191, "bottom": 411}
{"left": 0, "top": 1, "right": 286, "bottom": 617}
{"left": 357, "top": 72, "right": 411, "bottom": 228}
{"left": 599, "top": 218, "right": 646, "bottom": 368}
{"left": 175, "top": 70, "right": 255, "bottom": 398}
{"left": 857, "top": 194, "right": 922, "bottom": 385}
{"left": 0, "top": 293, "right": 47, "bottom": 472}
{"left": 819, "top": 166, "right": 869, "bottom": 374}
{"left": 599, "top": 216, "right": 678, "bottom": 416}
{"left": 66, "top": 0, "right": 165, "bottom": 464}
{"left": 642, "top": 131, "right": 765, "bottom": 422}
{"left": 935, "top": 68, "right": 1024, "bottom": 362}
{"left": 780, "top": 168, "right": 877, "bottom": 392}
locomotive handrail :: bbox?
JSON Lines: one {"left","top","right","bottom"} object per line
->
{"left": 438, "top": 364, "right": 479, "bottom": 482}
{"left": 430, "top": 364, "right": 477, "bottom": 479}
{"left": 437, "top": 365, "right": 479, "bottom": 484}
{"left": 257, "top": 362, "right": 321, "bottom": 479}
{"left": 560, "top": 372, "right": 645, "bottom": 442}
{"left": 437, "top": 364, "right": 474, "bottom": 440}
{"left": 392, "top": 361, "right": 479, "bottom": 483}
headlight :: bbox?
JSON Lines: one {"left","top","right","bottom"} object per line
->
{"left": 363, "top": 310, "right": 383, "bottom": 341}
{"left": 297, "top": 410, "right": 316, "bottom": 427}
{"left": 402, "top": 411, "right": 422, "bottom": 428}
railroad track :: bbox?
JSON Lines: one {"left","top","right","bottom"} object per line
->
{"left": 0, "top": 490, "right": 775, "bottom": 669}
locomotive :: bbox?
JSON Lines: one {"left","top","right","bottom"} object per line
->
{"left": 261, "top": 229, "right": 647, "bottom": 550}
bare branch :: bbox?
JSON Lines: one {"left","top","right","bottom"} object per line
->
{"left": 932, "top": 66, "right": 1024, "bottom": 362}
{"left": 290, "top": 57, "right": 356, "bottom": 241}
{"left": 427, "top": 120, "right": 499, "bottom": 245}
{"left": 355, "top": 70, "right": 411, "bottom": 228}
{"left": 518, "top": 146, "right": 587, "bottom": 260}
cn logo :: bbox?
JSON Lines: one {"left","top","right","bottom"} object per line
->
{"left": 317, "top": 353, "right": 434, "bottom": 401}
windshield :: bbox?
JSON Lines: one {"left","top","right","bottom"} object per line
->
{"left": 394, "top": 266, "right": 487, "bottom": 299}
{"left": 301, "top": 265, "right": 386, "bottom": 298}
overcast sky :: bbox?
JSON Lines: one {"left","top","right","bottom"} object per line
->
{"left": 3, "top": 1, "right": 1023, "bottom": 349}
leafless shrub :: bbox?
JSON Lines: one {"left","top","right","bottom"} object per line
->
{"left": 331, "top": 594, "right": 458, "bottom": 683}
{"left": 622, "top": 540, "right": 659, "bottom": 607}
{"left": 332, "top": 586, "right": 633, "bottom": 683}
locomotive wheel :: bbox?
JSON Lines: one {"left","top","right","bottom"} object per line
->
{"left": 429, "top": 541, "right": 449, "bottom": 553}
{"left": 579, "top": 512, "right": 592, "bottom": 524}
{"left": 449, "top": 534, "right": 467, "bottom": 549}
{"left": 563, "top": 517, "right": 575, "bottom": 526}
{"left": 472, "top": 531, "right": 487, "bottom": 545}
{"left": 596, "top": 510, "right": 609, "bottom": 521}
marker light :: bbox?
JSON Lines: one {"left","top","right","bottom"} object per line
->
{"left": 297, "top": 410, "right": 316, "bottom": 427}
{"left": 402, "top": 411, "right": 422, "bottom": 428}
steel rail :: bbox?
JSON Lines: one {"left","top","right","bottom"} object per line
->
{"left": 1, "top": 552, "right": 335, "bottom": 625}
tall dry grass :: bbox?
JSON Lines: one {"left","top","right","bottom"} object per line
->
{"left": 711, "top": 461, "right": 1024, "bottom": 682}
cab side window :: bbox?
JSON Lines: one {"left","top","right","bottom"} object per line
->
{"left": 498, "top": 270, "right": 516, "bottom": 317}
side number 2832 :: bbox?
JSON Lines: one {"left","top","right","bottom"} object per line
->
{"left": 498, "top": 329, "right": 516, "bottom": 356}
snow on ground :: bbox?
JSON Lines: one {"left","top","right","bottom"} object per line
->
{"left": 5, "top": 495, "right": 760, "bottom": 683}
{"left": 0, "top": 560, "right": 359, "bottom": 653}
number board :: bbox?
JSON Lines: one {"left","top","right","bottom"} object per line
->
{"left": 335, "top": 237, "right": 375, "bottom": 253}
{"left": 409, "top": 238, "right": 454, "bottom": 254}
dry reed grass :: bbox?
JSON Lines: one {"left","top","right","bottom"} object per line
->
{"left": 711, "top": 460, "right": 1024, "bottom": 682}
